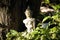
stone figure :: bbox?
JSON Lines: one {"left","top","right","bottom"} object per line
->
{"left": 23, "top": 7, "right": 35, "bottom": 33}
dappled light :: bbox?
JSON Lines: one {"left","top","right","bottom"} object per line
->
{"left": 23, "top": 7, "right": 35, "bottom": 33}
{"left": 0, "top": 0, "right": 60, "bottom": 40}
{"left": 40, "top": 6, "right": 54, "bottom": 12}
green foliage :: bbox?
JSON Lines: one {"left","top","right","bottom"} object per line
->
{"left": 51, "top": 5, "right": 60, "bottom": 10}
{"left": 44, "top": 0, "right": 50, "bottom": 4}
{"left": 6, "top": 14, "right": 60, "bottom": 40}
{"left": 42, "top": 16, "right": 51, "bottom": 23}
{"left": 6, "top": 0, "right": 60, "bottom": 40}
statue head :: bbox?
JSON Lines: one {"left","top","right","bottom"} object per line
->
{"left": 25, "top": 6, "right": 32, "bottom": 18}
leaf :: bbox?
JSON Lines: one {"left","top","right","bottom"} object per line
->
{"left": 6, "top": 32, "right": 11, "bottom": 37}
{"left": 40, "top": 35, "right": 46, "bottom": 40}
{"left": 49, "top": 27, "right": 58, "bottom": 33}
{"left": 10, "top": 30, "right": 18, "bottom": 36}
{"left": 51, "top": 33, "right": 56, "bottom": 39}
{"left": 51, "top": 5, "right": 60, "bottom": 10}
{"left": 42, "top": 16, "right": 51, "bottom": 23}
{"left": 52, "top": 14, "right": 60, "bottom": 22}
{"left": 51, "top": 5, "right": 57, "bottom": 10}
{"left": 52, "top": 14, "right": 58, "bottom": 19}
{"left": 35, "top": 27, "right": 40, "bottom": 31}
{"left": 44, "top": 0, "right": 50, "bottom": 4}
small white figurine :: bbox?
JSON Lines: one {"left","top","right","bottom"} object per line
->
{"left": 23, "top": 7, "right": 35, "bottom": 33}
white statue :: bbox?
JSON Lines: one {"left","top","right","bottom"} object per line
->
{"left": 23, "top": 7, "right": 35, "bottom": 33}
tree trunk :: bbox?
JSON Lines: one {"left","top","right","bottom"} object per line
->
{"left": 0, "top": 6, "right": 9, "bottom": 40}
{"left": 9, "top": 0, "right": 26, "bottom": 31}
